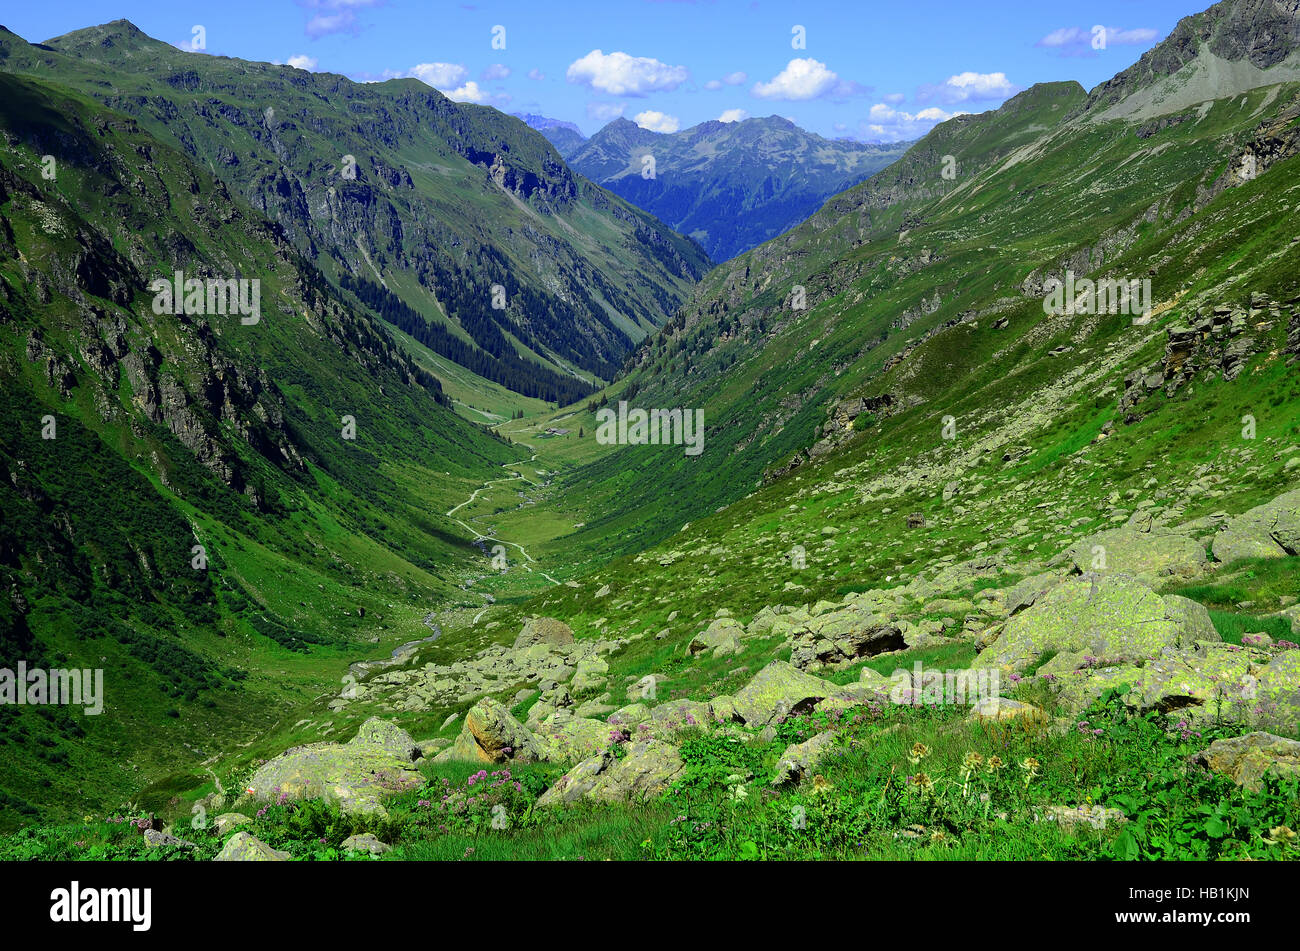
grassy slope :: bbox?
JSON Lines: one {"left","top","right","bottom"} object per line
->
{"left": 0, "top": 71, "right": 524, "bottom": 827}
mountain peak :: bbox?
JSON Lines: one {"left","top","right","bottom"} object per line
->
{"left": 44, "top": 19, "right": 171, "bottom": 58}
{"left": 1084, "top": 0, "right": 1300, "bottom": 119}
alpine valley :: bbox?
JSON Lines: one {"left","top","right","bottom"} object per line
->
{"left": 1, "top": 0, "right": 1299, "bottom": 869}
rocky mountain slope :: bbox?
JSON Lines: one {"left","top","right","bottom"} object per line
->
{"left": 4, "top": 0, "right": 1300, "bottom": 861}
{"left": 0, "top": 22, "right": 710, "bottom": 404}
{"left": 0, "top": 69, "right": 522, "bottom": 824}
{"left": 567, "top": 116, "right": 909, "bottom": 261}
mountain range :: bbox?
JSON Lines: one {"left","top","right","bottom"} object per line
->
{"left": 0, "top": 22, "right": 710, "bottom": 407}
{"left": 562, "top": 115, "right": 911, "bottom": 261}
{"left": 2, "top": 0, "right": 1300, "bottom": 870}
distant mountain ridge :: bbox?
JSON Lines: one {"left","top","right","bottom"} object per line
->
{"left": 512, "top": 113, "right": 588, "bottom": 155}
{"left": 0, "top": 21, "right": 710, "bottom": 404}
{"left": 565, "top": 115, "right": 911, "bottom": 261}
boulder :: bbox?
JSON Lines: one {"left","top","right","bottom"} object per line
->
{"left": 731, "top": 661, "right": 841, "bottom": 726}
{"left": 536, "top": 739, "right": 685, "bottom": 807}
{"left": 214, "top": 832, "right": 291, "bottom": 862}
{"left": 1194, "top": 732, "right": 1300, "bottom": 791}
{"left": 513, "top": 616, "right": 575, "bottom": 650}
{"left": 440, "top": 698, "right": 543, "bottom": 764}
{"left": 246, "top": 718, "right": 423, "bottom": 816}
{"left": 972, "top": 575, "right": 1212, "bottom": 675}
{"left": 1065, "top": 527, "right": 1206, "bottom": 581}
{"left": 968, "top": 696, "right": 1047, "bottom": 724}
{"left": 533, "top": 712, "right": 615, "bottom": 762}
{"left": 648, "top": 698, "right": 713, "bottom": 729}
{"left": 772, "top": 731, "right": 840, "bottom": 786}
{"left": 212, "top": 813, "right": 252, "bottom": 837}
{"left": 341, "top": 833, "right": 391, "bottom": 856}
{"left": 142, "top": 829, "right": 198, "bottom": 850}
{"left": 1211, "top": 489, "right": 1300, "bottom": 564}
{"left": 787, "top": 603, "right": 906, "bottom": 670}
{"left": 687, "top": 618, "right": 745, "bottom": 657}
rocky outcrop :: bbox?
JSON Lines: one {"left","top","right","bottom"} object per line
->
{"left": 245, "top": 718, "right": 422, "bottom": 816}
{"left": 1063, "top": 524, "right": 1206, "bottom": 582}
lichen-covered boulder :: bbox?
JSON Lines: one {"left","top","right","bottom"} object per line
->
{"left": 1194, "top": 732, "right": 1300, "bottom": 791}
{"left": 772, "top": 730, "right": 839, "bottom": 786}
{"left": 513, "top": 616, "right": 575, "bottom": 650}
{"left": 536, "top": 739, "right": 685, "bottom": 806}
{"left": 730, "top": 661, "right": 841, "bottom": 726}
{"left": 246, "top": 717, "right": 422, "bottom": 816}
{"left": 687, "top": 618, "right": 745, "bottom": 657}
{"left": 786, "top": 603, "right": 906, "bottom": 671}
{"left": 533, "top": 712, "right": 615, "bottom": 762}
{"left": 968, "top": 696, "right": 1047, "bottom": 724}
{"left": 214, "top": 832, "right": 291, "bottom": 861}
{"left": 972, "top": 575, "right": 1209, "bottom": 675}
{"left": 1065, "top": 527, "right": 1207, "bottom": 582}
{"left": 1211, "top": 489, "right": 1300, "bottom": 564}
{"left": 439, "top": 697, "right": 543, "bottom": 764}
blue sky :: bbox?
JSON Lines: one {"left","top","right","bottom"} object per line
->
{"left": 2, "top": 1, "right": 1210, "bottom": 141}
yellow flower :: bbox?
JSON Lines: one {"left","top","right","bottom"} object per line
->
{"left": 811, "top": 774, "right": 833, "bottom": 796}
{"left": 985, "top": 755, "right": 1005, "bottom": 774}
{"left": 930, "top": 829, "right": 946, "bottom": 842}
{"left": 907, "top": 742, "right": 931, "bottom": 765}
{"left": 1019, "top": 756, "right": 1041, "bottom": 786}
{"left": 912, "top": 772, "right": 935, "bottom": 793}
{"left": 1264, "top": 825, "right": 1297, "bottom": 845}
{"left": 962, "top": 752, "right": 984, "bottom": 771}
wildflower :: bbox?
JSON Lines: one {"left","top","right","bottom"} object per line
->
{"left": 1019, "top": 756, "right": 1040, "bottom": 786}
{"left": 811, "top": 774, "right": 833, "bottom": 796}
{"left": 912, "top": 772, "right": 934, "bottom": 794}
{"left": 985, "top": 755, "right": 1005, "bottom": 774}
{"left": 962, "top": 752, "right": 984, "bottom": 771}
{"left": 907, "top": 742, "right": 931, "bottom": 765}
{"left": 1264, "top": 825, "right": 1297, "bottom": 846}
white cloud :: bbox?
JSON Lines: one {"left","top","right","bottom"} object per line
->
{"left": 527, "top": 68, "right": 545, "bottom": 81}
{"left": 285, "top": 54, "right": 318, "bottom": 71}
{"left": 398, "top": 64, "right": 508, "bottom": 105}
{"left": 302, "top": 0, "right": 384, "bottom": 39}
{"left": 882, "top": 92, "right": 906, "bottom": 104}
{"left": 718, "top": 108, "right": 748, "bottom": 123}
{"left": 856, "top": 102, "right": 967, "bottom": 143}
{"left": 634, "top": 110, "right": 680, "bottom": 133}
{"left": 705, "top": 70, "right": 748, "bottom": 89}
{"left": 481, "top": 63, "right": 510, "bottom": 81}
{"left": 586, "top": 101, "right": 626, "bottom": 121}
{"left": 751, "top": 58, "right": 863, "bottom": 101}
{"left": 917, "top": 71, "right": 1017, "bottom": 105}
{"left": 407, "top": 62, "right": 468, "bottom": 88}
{"left": 1037, "top": 25, "right": 1159, "bottom": 56}
{"left": 566, "top": 49, "right": 689, "bottom": 96}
